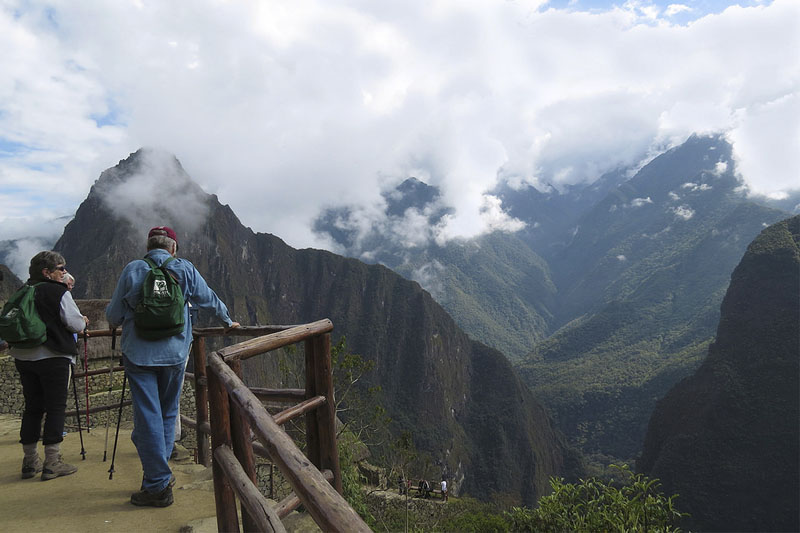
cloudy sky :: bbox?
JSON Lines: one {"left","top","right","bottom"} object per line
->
{"left": 1, "top": 0, "right": 797, "bottom": 257}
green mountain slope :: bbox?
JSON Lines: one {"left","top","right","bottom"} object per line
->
{"left": 391, "top": 232, "right": 556, "bottom": 361}
{"left": 638, "top": 215, "right": 800, "bottom": 532}
{"left": 516, "top": 135, "right": 789, "bottom": 459}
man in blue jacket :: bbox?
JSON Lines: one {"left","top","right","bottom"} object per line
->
{"left": 107, "top": 226, "right": 239, "bottom": 507}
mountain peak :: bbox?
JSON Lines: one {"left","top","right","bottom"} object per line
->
{"left": 87, "top": 147, "right": 211, "bottom": 239}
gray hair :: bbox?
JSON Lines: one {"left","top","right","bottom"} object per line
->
{"left": 28, "top": 251, "right": 66, "bottom": 281}
{"left": 147, "top": 235, "right": 177, "bottom": 253}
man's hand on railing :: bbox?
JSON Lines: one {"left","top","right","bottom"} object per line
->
{"left": 224, "top": 322, "right": 241, "bottom": 333}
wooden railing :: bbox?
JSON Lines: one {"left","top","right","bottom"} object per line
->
{"left": 191, "top": 319, "right": 371, "bottom": 533}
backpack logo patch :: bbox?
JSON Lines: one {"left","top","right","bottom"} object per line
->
{"left": 153, "top": 279, "right": 168, "bottom": 297}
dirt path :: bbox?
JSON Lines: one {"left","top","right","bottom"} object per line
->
{"left": 0, "top": 414, "right": 218, "bottom": 532}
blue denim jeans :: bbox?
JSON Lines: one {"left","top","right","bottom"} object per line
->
{"left": 123, "top": 355, "right": 185, "bottom": 493}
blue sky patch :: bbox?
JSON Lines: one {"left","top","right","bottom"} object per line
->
{"left": 0, "top": 138, "right": 30, "bottom": 158}
{"left": 91, "top": 98, "right": 125, "bottom": 128}
{"left": 542, "top": 0, "right": 768, "bottom": 22}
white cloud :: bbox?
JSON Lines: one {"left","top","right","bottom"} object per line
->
{"left": 671, "top": 205, "right": 695, "bottom": 220}
{"left": 681, "top": 182, "right": 712, "bottom": 191}
{"left": 4, "top": 238, "right": 59, "bottom": 281}
{"left": 94, "top": 148, "right": 210, "bottom": 238}
{"left": 665, "top": 4, "right": 692, "bottom": 17}
{"left": 410, "top": 260, "right": 446, "bottom": 298}
{"left": 630, "top": 197, "right": 654, "bottom": 207}
{"left": 616, "top": 254, "right": 627, "bottom": 261}
{"left": 0, "top": 0, "right": 798, "bottom": 250}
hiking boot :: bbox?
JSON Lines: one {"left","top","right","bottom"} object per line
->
{"left": 41, "top": 456, "right": 77, "bottom": 481}
{"left": 21, "top": 455, "right": 43, "bottom": 479}
{"left": 130, "top": 486, "right": 174, "bottom": 507}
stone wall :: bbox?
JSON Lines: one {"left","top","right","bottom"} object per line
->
{"left": 0, "top": 355, "right": 24, "bottom": 416}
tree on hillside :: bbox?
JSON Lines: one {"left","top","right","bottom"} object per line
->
{"left": 505, "top": 464, "right": 686, "bottom": 532}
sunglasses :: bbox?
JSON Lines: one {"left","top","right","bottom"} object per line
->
{"left": 53, "top": 266, "right": 67, "bottom": 271}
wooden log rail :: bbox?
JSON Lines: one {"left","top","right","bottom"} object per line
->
{"left": 65, "top": 400, "right": 131, "bottom": 418}
{"left": 216, "top": 320, "right": 334, "bottom": 362}
{"left": 73, "top": 365, "right": 124, "bottom": 379}
{"left": 199, "top": 320, "right": 371, "bottom": 533}
{"left": 214, "top": 444, "right": 287, "bottom": 533}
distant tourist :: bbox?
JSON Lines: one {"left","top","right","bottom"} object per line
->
{"left": 441, "top": 477, "right": 448, "bottom": 502}
{"left": 106, "top": 226, "right": 239, "bottom": 508}
{"left": 9, "top": 251, "right": 88, "bottom": 480}
{"left": 418, "top": 478, "right": 431, "bottom": 498}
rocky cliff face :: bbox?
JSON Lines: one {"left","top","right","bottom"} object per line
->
{"left": 52, "top": 148, "right": 581, "bottom": 504}
{"left": 0, "top": 265, "right": 21, "bottom": 303}
{"left": 638, "top": 215, "right": 800, "bottom": 532}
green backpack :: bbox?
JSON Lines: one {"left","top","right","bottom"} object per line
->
{"left": 134, "top": 257, "right": 186, "bottom": 340}
{"left": 0, "top": 283, "right": 47, "bottom": 348}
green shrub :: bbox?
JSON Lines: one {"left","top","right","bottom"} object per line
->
{"left": 505, "top": 464, "right": 687, "bottom": 532}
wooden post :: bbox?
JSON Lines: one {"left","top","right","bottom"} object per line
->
{"left": 208, "top": 363, "right": 240, "bottom": 533}
{"left": 304, "top": 339, "right": 321, "bottom": 468}
{"left": 193, "top": 336, "right": 211, "bottom": 467}
{"left": 313, "top": 333, "right": 342, "bottom": 494}
{"left": 230, "top": 358, "right": 259, "bottom": 533}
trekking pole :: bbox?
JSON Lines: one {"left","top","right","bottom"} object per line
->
{"left": 109, "top": 363, "right": 127, "bottom": 480}
{"left": 83, "top": 328, "right": 91, "bottom": 432}
{"left": 103, "top": 330, "right": 117, "bottom": 462}
{"left": 70, "top": 364, "right": 86, "bottom": 460}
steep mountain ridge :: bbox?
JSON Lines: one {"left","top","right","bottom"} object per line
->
{"left": 638, "top": 215, "right": 800, "bottom": 532}
{"left": 48, "top": 148, "right": 580, "bottom": 504}
{"left": 517, "top": 135, "right": 789, "bottom": 459}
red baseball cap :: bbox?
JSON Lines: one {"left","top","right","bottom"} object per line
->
{"left": 148, "top": 226, "right": 178, "bottom": 245}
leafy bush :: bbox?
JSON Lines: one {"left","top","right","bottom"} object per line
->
{"left": 505, "top": 465, "right": 686, "bottom": 533}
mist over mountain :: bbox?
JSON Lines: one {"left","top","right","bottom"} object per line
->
{"left": 18, "top": 148, "right": 581, "bottom": 504}
{"left": 315, "top": 133, "right": 792, "bottom": 464}
{"left": 638, "top": 215, "right": 800, "bottom": 532}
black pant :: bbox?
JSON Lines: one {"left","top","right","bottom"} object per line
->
{"left": 15, "top": 358, "right": 71, "bottom": 446}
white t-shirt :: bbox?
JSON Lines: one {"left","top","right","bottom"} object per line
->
{"left": 441, "top": 480, "right": 447, "bottom": 492}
